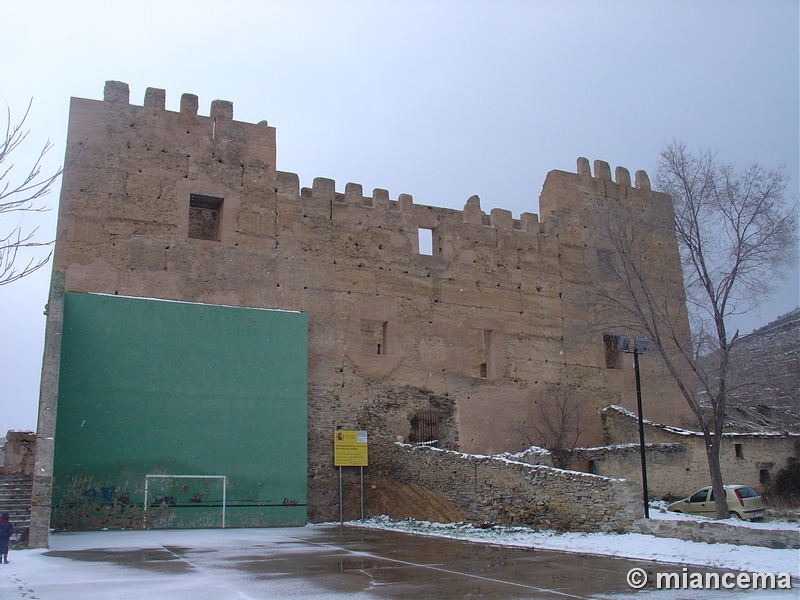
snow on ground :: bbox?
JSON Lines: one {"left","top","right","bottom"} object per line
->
{"left": 353, "top": 509, "right": 800, "bottom": 580}
{"left": 647, "top": 498, "right": 799, "bottom": 529}
{"left": 5, "top": 528, "right": 361, "bottom": 600}
{"left": 18, "top": 507, "right": 800, "bottom": 579}
{"left": 648, "top": 503, "right": 797, "bottom": 530}
{"left": 2, "top": 508, "right": 796, "bottom": 599}
{"left": 45, "top": 525, "right": 328, "bottom": 552}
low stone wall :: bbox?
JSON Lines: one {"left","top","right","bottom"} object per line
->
{"left": 570, "top": 442, "right": 690, "bottom": 498}
{"left": 391, "top": 443, "right": 640, "bottom": 532}
{"left": 633, "top": 517, "right": 799, "bottom": 549}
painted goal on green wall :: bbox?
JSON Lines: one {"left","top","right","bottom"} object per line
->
{"left": 144, "top": 475, "right": 227, "bottom": 529}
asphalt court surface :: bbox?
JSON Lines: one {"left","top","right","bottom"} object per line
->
{"left": 1, "top": 525, "right": 794, "bottom": 599}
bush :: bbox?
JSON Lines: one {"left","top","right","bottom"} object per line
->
{"left": 766, "top": 458, "right": 800, "bottom": 504}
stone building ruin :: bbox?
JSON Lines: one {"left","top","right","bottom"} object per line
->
{"left": 31, "top": 81, "right": 695, "bottom": 546}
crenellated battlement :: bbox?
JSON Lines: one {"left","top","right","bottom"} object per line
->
{"left": 104, "top": 80, "right": 241, "bottom": 123}
{"left": 99, "top": 82, "right": 555, "bottom": 240}
{"left": 287, "top": 174, "right": 547, "bottom": 235}
{"left": 576, "top": 156, "right": 651, "bottom": 190}
{"left": 64, "top": 80, "right": 671, "bottom": 272}
{"left": 98, "top": 81, "right": 654, "bottom": 242}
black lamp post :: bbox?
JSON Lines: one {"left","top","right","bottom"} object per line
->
{"left": 618, "top": 335, "right": 650, "bottom": 518}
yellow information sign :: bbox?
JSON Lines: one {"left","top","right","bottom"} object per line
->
{"left": 334, "top": 430, "right": 368, "bottom": 467}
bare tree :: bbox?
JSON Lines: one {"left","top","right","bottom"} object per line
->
{"left": 595, "top": 141, "right": 797, "bottom": 518}
{"left": 1, "top": 100, "right": 62, "bottom": 286}
{"left": 515, "top": 386, "right": 590, "bottom": 468}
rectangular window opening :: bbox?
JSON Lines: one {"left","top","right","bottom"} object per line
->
{"left": 603, "top": 334, "right": 624, "bottom": 369}
{"left": 361, "top": 320, "right": 388, "bottom": 355}
{"left": 734, "top": 443, "right": 743, "bottom": 459}
{"left": 597, "top": 248, "right": 615, "bottom": 278}
{"left": 484, "top": 330, "right": 495, "bottom": 379}
{"left": 473, "top": 329, "right": 495, "bottom": 379}
{"left": 189, "top": 194, "right": 223, "bottom": 241}
{"left": 418, "top": 227, "right": 433, "bottom": 255}
{"left": 410, "top": 411, "right": 438, "bottom": 446}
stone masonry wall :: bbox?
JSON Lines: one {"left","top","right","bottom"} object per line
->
{"left": 602, "top": 406, "right": 799, "bottom": 496}
{"left": 390, "top": 443, "right": 640, "bottom": 532}
{"left": 569, "top": 442, "right": 690, "bottom": 499}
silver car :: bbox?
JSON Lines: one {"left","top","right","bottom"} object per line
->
{"left": 668, "top": 485, "right": 765, "bottom": 521}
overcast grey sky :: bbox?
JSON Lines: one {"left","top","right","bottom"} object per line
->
{"left": 0, "top": 0, "right": 797, "bottom": 437}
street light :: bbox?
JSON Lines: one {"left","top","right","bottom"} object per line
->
{"left": 618, "top": 335, "right": 650, "bottom": 518}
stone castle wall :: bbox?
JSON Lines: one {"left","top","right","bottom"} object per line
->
{"left": 32, "top": 81, "right": 693, "bottom": 545}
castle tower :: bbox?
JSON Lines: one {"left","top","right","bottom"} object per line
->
{"left": 30, "top": 82, "right": 693, "bottom": 546}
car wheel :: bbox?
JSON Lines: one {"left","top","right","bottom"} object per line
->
{"left": 730, "top": 512, "right": 742, "bottom": 520}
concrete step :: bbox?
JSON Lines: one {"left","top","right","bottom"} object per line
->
{"left": 0, "top": 487, "right": 33, "bottom": 494}
{"left": 0, "top": 491, "right": 32, "bottom": 497}
{"left": 0, "top": 492, "right": 31, "bottom": 499}
{"left": 0, "top": 475, "right": 33, "bottom": 516}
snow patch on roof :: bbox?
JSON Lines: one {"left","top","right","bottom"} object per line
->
{"left": 604, "top": 405, "right": 799, "bottom": 438}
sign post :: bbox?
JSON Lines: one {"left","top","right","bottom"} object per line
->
{"left": 334, "top": 430, "right": 368, "bottom": 522}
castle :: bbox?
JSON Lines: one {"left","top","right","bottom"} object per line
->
{"left": 30, "top": 81, "right": 693, "bottom": 546}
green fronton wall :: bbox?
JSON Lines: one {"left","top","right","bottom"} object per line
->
{"left": 52, "top": 293, "right": 308, "bottom": 531}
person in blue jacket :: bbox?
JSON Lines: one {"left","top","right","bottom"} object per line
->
{"left": 0, "top": 512, "right": 13, "bottom": 564}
